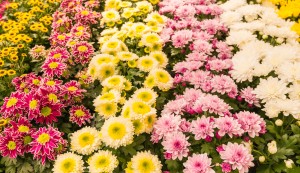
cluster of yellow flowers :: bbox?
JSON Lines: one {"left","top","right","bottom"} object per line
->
{"left": 269, "top": 0, "right": 300, "bottom": 39}
{"left": 0, "top": 0, "right": 60, "bottom": 78}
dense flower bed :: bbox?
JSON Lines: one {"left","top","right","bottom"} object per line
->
{"left": 0, "top": 0, "right": 300, "bottom": 172}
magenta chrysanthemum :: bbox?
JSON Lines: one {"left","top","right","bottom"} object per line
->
{"left": 69, "top": 105, "right": 92, "bottom": 126}
{"left": 0, "top": 134, "right": 22, "bottom": 159}
{"left": 29, "top": 126, "right": 67, "bottom": 165}
{"left": 0, "top": 91, "right": 25, "bottom": 119}
{"left": 48, "top": 47, "right": 70, "bottom": 62}
{"left": 71, "top": 41, "right": 94, "bottom": 64}
{"left": 41, "top": 58, "right": 67, "bottom": 78}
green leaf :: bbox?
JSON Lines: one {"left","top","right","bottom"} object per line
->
{"left": 291, "top": 124, "right": 300, "bottom": 134}
{"left": 256, "top": 165, "right": 272, "bottom": 173}
{"left": 17, "top": 162, "right": 33, "bottom": 173}
{"left": 287, "top": 167, "right": 300, "bottom": 173}
{"left": 0, "top": 157, "right": 17, "bottom": 166}
{"left": 5, "top": 166, "right": 16, "bottom": 173}
{"left": 165, "top": 160, "right": 181, "bottom": 171}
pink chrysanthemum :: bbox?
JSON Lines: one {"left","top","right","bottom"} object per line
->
{"left": 162, "top": 132, "right": 190, "bottom": 160}
{"left": 0, "top": 134, "right": 22, "bottom": 159}
{"left": 74, "top": 8, "right": 100, "bottom": 24}
{"left": 71, "top": 24, "right": 91, "bottom": 40}
{"left": 49, "top": 32, "right": 71, "bottom": 47}
{"left": 69, "top": 105, "right": 92, "bottom": 126}
{"left": 240, "top": 87, "right": 260, "bottom": 107}
{"left": 51, "top": 16, "right": 72, "bottom": 32}
{"left": 0, "top": 92, "right": 25, "bottom": 119}
{"left": 235, "top": 111, "right": 266, "bottom": 138}
{"left": 25, "top": 93, "right": 41, "bottom": 120}
{"left": 190, "top": 116, "right": 214, "bottom": 140}
{"left": 71, "top": 41, "right": 94, "bottom": 64}
{"left": 211, "top": 75, "right": 238, "bottom": 98}
{"left": 214, "top": 116, "right": 243, "bottom": 138}
{"left": 152, "top": 114, "right": 182, "bottom": 140}
{"left": 48, "top": 47, "right": 70, "bottom": 62}
{"left": 29, "top": 126, "right": 67, "bottom": 165}
{"left": 41, "top": 58, "right": 67, "bottom": 78}
{"left": 62, "top": 80, "right": 86, "bottom": 99}
{"left": 219, "top": 142, "right": 254, "bottom": 173}
{"left": 34, "top": 102, "right": 63, "bottom": 124}
{"left": 183, "top": 153, "right": 215, "bottom": 173}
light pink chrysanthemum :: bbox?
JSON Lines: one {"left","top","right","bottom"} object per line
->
{"left": 183, "top": 153, "right": 215, "bottom": 173}
{"left": 190, "top": 116, "right": 214, "bottom": 140}
{"left": 152, "top": 114, "right": 182, "bottom": 140}
{"left": 29, "top": 45, "right": 47, "bottom": 59}
{"left": 214, "top": 116, "right": 243, "bottom": 138}
{"left": 162, "top": 132, "right": 190, "bottom": 160}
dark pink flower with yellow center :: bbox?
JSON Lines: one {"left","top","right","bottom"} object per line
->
{"left": 75, "top": 8, "right": 100, "bottom": 24}
{"left": 12, "top": 73, "right": 41, "bottom": 92}
{"left": 34, "top": 102, "right": 63, "bottom": 124}
{"left": 85, "top": 0, "right": 100, "bottom": 8}
{"left": 63, "top": 80, "right": 86, "bottom": 99}
{"left": 25, "top": 93, "right": 41, "bottom": 120}
{"left": 51, "top": 16, "right": 72, "bottom": 33}
{"left": 71, "top": 41, "right": 94, "bottom": 64}
{"left": 49, "top": 32, "right": 71, "bottom": 47}
{"left": 29, "top": 126, "right": 67, "bottom": 165}
{"left": 0, "top": 92, "right": 25, "bottom": 119}
{"left": 69, "top": 105, "right": 92, "bottom": 126}
{"left": 40, "top": 78, "right": 63, "bottom": 91}
{"left": 48, "top": 47, "right": 70, "bottom": 62}
{"left": 41, "top": 58, "right": 67, "bottom": 78}
{"left": 0, "top": 134, "right": 22, "bottom": 159}
{"left": 9, "top": 117, "right": 32, "bottom": 135}
{"left": 60, "top": 0, "right": 83, "bottom": 13}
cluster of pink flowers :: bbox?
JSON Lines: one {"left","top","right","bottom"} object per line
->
{"left": 42, "top": 0, "right": 100, "bottom": 78}
{"left": 152, "top": 0, "right": 265, "bottom": 172}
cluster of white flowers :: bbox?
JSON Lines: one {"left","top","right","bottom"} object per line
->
{"left": 221, "top": 0, "right": 300, "bottom": 119}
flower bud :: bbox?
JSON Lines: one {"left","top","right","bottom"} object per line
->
{"left": 259, "top": 156, "right": 265, "bottom": 163}
{"left": 284, "top": 159, "right": 294, "bottom": 169}
{"left": 267, "top": 141, "right": 277, "bottom": 154}
{"left": 275, "top": 119, "right": 283, "bottom": 126}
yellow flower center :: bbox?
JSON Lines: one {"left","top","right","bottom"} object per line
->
{"left": 95, "top": 156, "right": 110, "bottom": 169}
{"left": 32, "top": 79, "right": 40, "bottom": 85}
{"left": 137, "top": 92, "right": 152, "bottom": 102}
{"left": 67, "top": 86, "right": 78, "bottom": 91}
{"left": 100, "top": 93, "right": 115, "bottom": 101}
{"left": 48, "top": 93, "right": 58, "bottom": 102}
{"left": 53, "top": 53, "right": 61, "bottom": 58}
{"left": 137, "top": 158, "right": 155, "bottom": 173}
{"left": 78, "top": 132, "right": 95, "bottom": 147}
{"left": 57, "top": 35, "right": 66, "bottom": 40}
{"left": 37, "top": 133, "right": 50, "bottom": 145}
{"left": 29, "top": 100, "right": 38, "bottom": 109}
{"left": 75, "top": 110, "right": 85, "bottom": 117}
{"left": 18, "top": 125, "right": 29, "bottom": 133}
{"left": 6, "top": 97, "right": 18, "bottom": 108}
{"left": 77, "top": 45, "right": 88, "bottom": 52}
{"left": 108, "top": 122, "right": 126, "bottom": 139}
{"left": 60, "top": 158, "right": 76, "bottom": 173}
{"left": 122, "top": 107, "right": 131, "bottom": 118}
{"left": 46, "top": 80, "right": 55, "bottom": 86}
{"left": 106, "top": 12, "right": 116, "bottom": 19}
{"left": 145, "top": 35, "right": 159, "bottom": 44}
{"left": 156, "top": 71, "right": 169, "bottom": 83}
{"left": 108, "top": 77, "right": 121, "bottom": 85}
{"left": 141, "top": 59, "right": 153, "bottom": 68}
{"left": 48, "top": 62, "right": 59, "bottom": 69}
{"left": 132, "top": 102, "right": 151, "bottom": 115}
{"left": 41, "top": 106, "right": 52, "bottom": 117}
{"left": 7, "top": 141, "right": 16, "bottom": 150}
{"left": 107, "top": 42, "right": 118, "bottom": 49}
{"left": 81, "top": 10, "right": 89, "bottom": 15}
{"left": 34, "top": 48, "right": 42, "bottom": 53}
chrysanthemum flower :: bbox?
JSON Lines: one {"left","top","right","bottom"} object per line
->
{"left": 102, "top": 75, "right": 126, "bottom": 91}
{"left": 132, "top": 88, "right": 158, "bottom": 105}
{"left": 34, "top": 102, "right": 63, "bottom": 124}
{"left": 53, "top": 152, "right": 84, "bottom": 173}
{"left": 0, "top": 134, "right": 22, "bottom": 159}
{"left": 0, "top": 91, "right": 25, "bottom": 118}
{"left": 149, "top": 51, "right": 168, "bottom": 68}
{"left": 101, "top": 38, "right": 128, "bottom": 53}
{"left": 183, "top": 154, "right": 215, "bottom": 173}
{"left": 48, "top": 47, "right": 70, "bottom": 62}
{"left": 29, "top": 45, "right": 47, "bottom": 59}
{"left": 127, "top": 99, "right": 156, "bottom": 120}
{"left": 137, "top": 56, "right": 159, "bottom": 72}
{"left": 190, "top": 116, "right": 215, "bottom": 140}
{"left": 94, "top": 101, "right": 118, "bottom": 119}
{"left": 101, "top": 117, "right": 134, "bottom": 148}
{"left": 88, "top": 150, "right": 119, "bottom": 173}
{"left": 62, "top": 80, "right": 86, "bottom": 99}
{"left": 149, "top": 69, "right": 173, "bottom": 91}
{"left": 29, "top": 126, "right": 67, "bottom": 165}
{"left": 41, "top": 58, "right": 67, "bottom": 78}
{"left": 162, "top": 132, "right": 190, "bottom": 160}
{"left": 141, "top": 32, "right": 163, "bottom": 47}
{"left": 117, "top": 51, "right": 139, "bottom": 61}
{"left": 130, "top": 151, "right": 162, "bottom": 173}
{"left": 69, "top": 105, "right": 92, "bottom": 127}
{"left": 70, "top": 127, "right": 101, "bottom": 155}
{"left": 50, "top": 32, "right": 71, "bottom": 46}
{"left": 102, "top": 10, "right": 121, "bottom": 23}
{"left": 72, "top": 41, "right": 94, "bottom": 64}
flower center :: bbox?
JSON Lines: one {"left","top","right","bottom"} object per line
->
{"left": 132, "top": 102, "right": 151, "bottom": 115}
{"left": 156, "top": 72, "right": 169, "bottom": 83}
{"left": 77, "top": 45, "right": 87, "bottom": 52}
{"left": 95, "top": 156, "right": 110, "bottom": 169}
{"left": 75, "top": 110, "right": 85, "bottom": 117}
{"left": 67, "top": 86, "right": 78, "bottom": 91}
{"left": 48, "top": 62, "right": 59, "bottom": 69}
{"left": 18, "top": 125, "right": 29, "bottom": 133}
{"left": 29, "top": 100, "right": 38, "bottom": 109}
{"left": 46, "top": 80, "right": 55, "bottom": 86}
{"left": 79, "top": 132, "right": 95, "bottom": 147}
{"left": 6, "top": 97, "right": 18, "bottom": 108}
{"left": 108, "top": 123, "right": 126, "bottom": 139}
{"left": 57, "top": 35, "right": 66, "bottom": 40}
{"left": 32, "top": 79, "right": 40, "bottom": 85}
{"left": 7, "top": 141, "right": 16, "bottom": 150}
{"left": 138, "top": 159, "right": 155, "bottom": 173}
{"left": 37, "top": 133, "right": 50, "bottom": 145}
{"left": 60, "top": 158, "right": 76, "bottom": 173}
{"left": 81, "top": 10, "right": 89, "bottom": 15}
{"left": 41, "top": 106, "right": 52, "bottom": 117}
{"left": 137, "top": 92, "right": 152, "bottom": 102}
{"left": 53, "top": 53, "right": 61, "bottom": 58}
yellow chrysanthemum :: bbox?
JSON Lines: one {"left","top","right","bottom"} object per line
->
{"left": 149, "top": 69, "right": 173, "bottom": 91}
{"left": 94, "top": 101, "right": 118, "bottom": 119}
{"left": 130, "top": 151, "right": 162, "bottom": 173}
{"left": 53, "top": 152, "right": 84, "bottom": 173}
{"left": 102, "top": 75, "right": 126, "bottom": 91}
{"left": 101, "top": 117, "right": 134, "bottom": 148}
{"left": 137, "top": 56, "right": 159, "bottom": 72}
{"left": 149, "top": 51, "right": 168, "bottom": 68}
{"left": 102, "top": 10, "right": 121, "bottom": 23}
{"left": 88, "top": 150, "right": 119, "bottom": 173}
{"left": 140, "top": 33, "right": 162, "bottom": 47}
{"left": 70, "top": 127, "right": 102, "bottom": 155}
{"left": 132, "top": 88, "right": 157, "bottom": 105}
{"left": 117, "top": 51, "right": 139, "bottom": 61}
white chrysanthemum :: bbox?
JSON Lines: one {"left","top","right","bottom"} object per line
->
{"left": 277, "top": 62, "right": 300, "bottom": 83}
{"left": 132, "top": 88, "right": 157, "bottom": 105}
{"left": 131, "top": 151, "right": 162, "bottom": 173}
{"left": 94, "top": 63, "right": 116, "bottom": 81}
{"left": 145, "top": 12, "right": 166, "bottom": 25}
{"left": 70, "top": 127, "right": 102, "bottom": 155}
{"left": 253, "top": 77, "right": 289, "bottom": 103}
{"left": 263, "top": 99, "right": 300, "bottom": 119}
{"left": 101, "top": 38, "right": 128, "bottom": 53}
{"left": 220, "top": 11, "right": 242, "bottom": 26}
{"left": 226, "top": 30, "right": 256, "bottom": 47}
{"left": 230, "top": 21, "right": 265, "bottom": 32}
{"left": 263, "top": 100, "right": 281, "bottom": 118}
{"left": 117, "top": 51, "right": 139, "bottom": 61}
{"left": 105, "top": 0, "right": 122, "bottom": 10}
{"left": 235, "top": 4, "right": 263, "bottom": 20}
{"left": 101, "top": 28, "right": 119, "bottom": 36}
{"left": 101, "top": 117, "right": 134, "bottom": 148}
{"left": 230, "top": 49, "right": 260, "bottom": 82}
{"left": 252, "top": 62, "right": 273, "bottom": 77}
{"left": 90, "top": 54, "right": 114, "bottom": 66}
{"left": 149, "top": 69, "right": 173, "bottom": 91}
{"left": 102, "top": 10, "right": 120, "bottom": 23}
{"left": 88, "top": 150, "right": 119, "bottom": 173}
{"left": 137, "top": 56, "right": 159, "bottom": 72}
{"left": 149, "top": 51, "right": 168, "bottom": 68}
{"left": 102, "top": 75, "right": 126, "bottom": 91}
{"left": 53, "top": 152, "right": 84, "bottom": 173}
{"left": 220, "top": 0, "right": 247, "bottom": 11}
{"left": 136, "top": 1, "right": 153, "bottom": 13}
{"left": 94, "top": 89, "right": 121, "bottom": 103}
{"left": 140, "top": 32, "right": 163, "bottom": 47}
{"left": 289, "top": 84, "right": 300, "bottom": 100}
